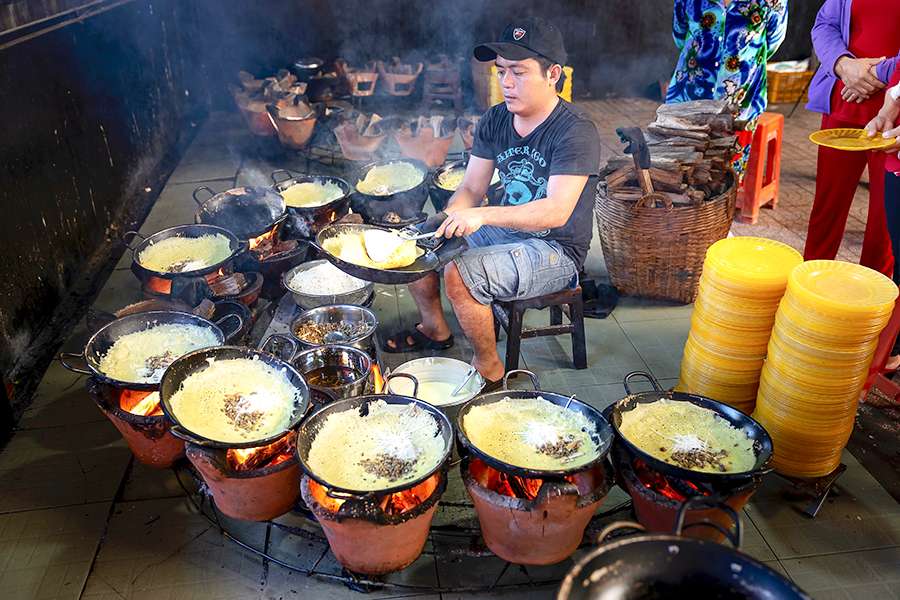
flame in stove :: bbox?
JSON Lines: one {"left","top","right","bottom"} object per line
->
{"left": 226, "top": 434, "right": 294, "bottom": 472}
{"left": 470, "top": 459, "right": 546, "bottom": 500}
{"left": 633, "top": 459, "right": 710, "bottom": 501}
{"left": 309, "top": 471, "right": 440, "bottom": 516}
{"left": 120, "top": 389, "right": 163, "bottom": 417}
{"left": 249, "top": 227, "right": 279, "bottom": 252}
{"left": 372, "top": 364, "right": 385, "bottom": 393}
{"left": 145, "top": 276, "right": 173, "bottom": 296}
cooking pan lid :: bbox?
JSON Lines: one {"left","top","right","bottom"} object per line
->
{"left": 611, "top": 371, "right": 773, "bottom": 483}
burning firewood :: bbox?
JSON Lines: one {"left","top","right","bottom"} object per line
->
{"left": 227, "top": 434, "right": 294, "bottom": 472}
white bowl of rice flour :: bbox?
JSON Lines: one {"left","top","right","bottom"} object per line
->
{"left": 283, "top": 259, "right": 374, "bottom": 309}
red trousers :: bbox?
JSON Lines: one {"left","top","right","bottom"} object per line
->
{"left": 804, "top": 114, "right": 893, "bottom": 276}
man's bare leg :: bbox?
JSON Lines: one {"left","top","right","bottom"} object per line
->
{"left": 386, "top": 272, "right": 453, "bottom": 349}
{"left": 444, "top": 263, "right": 504, "bottom": 381}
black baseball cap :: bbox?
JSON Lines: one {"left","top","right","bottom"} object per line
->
{"left": 474, "top": 18, "right": 567, "bottom": 66}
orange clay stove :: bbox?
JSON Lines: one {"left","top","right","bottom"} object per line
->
{"left": 301, "top": 468, "right": 446, "bottom": 575}
{"left": 186, "top": 433, "right": 299, "bottom": 522}
{"left": 88, "top": 378, "right": 184, "bottom": 469}
{"left": 462, "top": 457, "right": 610, "bottom": 565}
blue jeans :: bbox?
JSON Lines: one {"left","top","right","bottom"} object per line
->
{"left": 452, "top": 226, "right": 578, "bottom": 305}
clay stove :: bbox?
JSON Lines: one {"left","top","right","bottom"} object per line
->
{"left": 462, "top": 457, "right": 609, "bottom": 565}
{"left": 186, "top": 432, "right": 300, "bottom": 522}
{"left": 87, "top": 378, "right": 184, "bottom": 469}
{"left": 301, "top": 468, "right": 446, "bottom": 575}
{"left": 237, "top": 222, "right": 307, "bottom": 298}
{"left": 613, "top": 444, "right": 762, "bottom": 542}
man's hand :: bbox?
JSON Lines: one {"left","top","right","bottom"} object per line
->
{"left": 436, "top": 208, "right": 486, "bottom": 238}
{"left": 835, "top": 56, "right": 886, "bottom": 99}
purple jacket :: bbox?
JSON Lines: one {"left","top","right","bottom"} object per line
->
{"left": 806, "top": 0, "right": 900, "bottom": 114}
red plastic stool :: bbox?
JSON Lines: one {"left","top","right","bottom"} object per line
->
{"left": 738, "top": 112, "right": 784, "bottom": 224}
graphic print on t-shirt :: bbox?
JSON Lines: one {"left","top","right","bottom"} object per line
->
{"left": 496, "top": 146, "right": 548, "bottom": 206}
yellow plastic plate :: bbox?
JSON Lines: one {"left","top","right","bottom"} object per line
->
{"left": 809, "top": 128, "right": 898, "bottom": 151}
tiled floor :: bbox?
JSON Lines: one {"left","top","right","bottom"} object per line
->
{"left": 3, "top": 99, "right": 898, "bottom": 599}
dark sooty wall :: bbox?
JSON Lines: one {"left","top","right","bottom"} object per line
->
{"left": 196, "top": 0, "right": 818, "bottom": 102}
{"left": 0, "top": 0, "right": 206, "bottom": 401}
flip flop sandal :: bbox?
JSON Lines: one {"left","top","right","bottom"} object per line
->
{"left": 381, "top": 324, "right": 454, "bottom": 353}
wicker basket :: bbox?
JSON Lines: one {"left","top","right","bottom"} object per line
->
{"left": 595, "top": 174, "right": 737, "bottom": 304}
{"left": 767, "top": 69, "right": 814, "bottom": 104}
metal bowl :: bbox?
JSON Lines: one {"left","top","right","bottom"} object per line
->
{"left": 282, "top": 259, "right": 374, "bottom": 310}
{"left": 387, "top": 357, "right": 484, "bottom": 423}
{"left": 291, "top": 304, "right": 379, "bottom": 354}
{"left": 291, "top": 344, "right": 373, "bottom": 402}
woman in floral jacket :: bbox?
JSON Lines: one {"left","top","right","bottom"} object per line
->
{"left": 666, "top": 0, "right": 788, "bottom": 177}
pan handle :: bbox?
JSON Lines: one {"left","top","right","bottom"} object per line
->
{"left": 384, "top": 372, "right": 419, "bottom": 398}
{"left": 58, "top": 352, "right": 91, "bottom": 375}
{"left": 214, "top": 314, "right": 245, "bottom": 343}
{"left": 674, "top": 497, "right": 743, "bottom": 549}
{"left": 270, "top": 169, "right": 295, "bottom": 185}
{"left": 168, "top": 425, "right": 207, "bottom": 446}
{"left": 261, "top": 333, "right": 299, "bottom": 363}
{"left": 192, "top": 186, "right": 217, "bottom": 207}
{"left": 502, "top": 369, "right": 540, "bottom": 391}
{"left": 265, "top": 104, "right": 281, "bottom": 133}
{"left": 623, "top": 371, "right": 663, "bottom": 395}
{"left": 122, "top": 230, "right": 146, "bottom": 252}
{"left": 597, "top": 521, "right": 646, "bottom": 544}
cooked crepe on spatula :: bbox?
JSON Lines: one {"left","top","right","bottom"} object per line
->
{"left": 363, "top": 229, "right": 419, "bottom": 268}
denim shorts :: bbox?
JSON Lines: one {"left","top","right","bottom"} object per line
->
{"left": 452, "top": 226, "right": 578, "bottom": 305}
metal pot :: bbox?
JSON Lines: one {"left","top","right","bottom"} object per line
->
{"left": 124, "top": 224, "right": 245, "bottom": 281}
{"left": 291, "top": 57, "right": 324, "bottom": 82}
{"left": 611, "top": 371, "right": 774, "bottom": 484}
{"left": 429, "top": 160, "right": 504, "bottom": 213}
{"left": 456, "top": 370, "right": 614, "bottom": 479}
{"left": 295, "top": 376, "right": 454, "bottom": 496}
{"left": 271, "top": 170, "right": 352, "bottom": 237}
{"left": 159, "top": 345, "right": 310, "bottom": 449}
{"left": 282, "top": 259, "right": 374, "bottom": 310}
{"left": 267, "top": 305, "right": 379, "bottom": 359}
{"left": 557, "top": 498, "right": 810, "bottom": 600}
{"left": 350, "top": 158, "right": 430, "bottom": 225}
{"left": 387, "top": 356, "right": 483, "bottom": 423}
{"left": 59, "top": 311, "right": 242, "bottom": 391}
{"left": 193, "top": 185, "right": 287, "bottom": 241}
{"left": 290, "top": 344, "right": 373, "bottom": 402}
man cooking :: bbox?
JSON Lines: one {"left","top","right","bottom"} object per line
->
{"left": 384, "top": 18, "right": 602, "bottom": 389}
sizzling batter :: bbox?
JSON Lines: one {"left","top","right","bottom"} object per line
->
{"left": 322, "top": 230, "right": 423, "bottom": 269}
{"left": 306, "top": 400, "right": 446, "bottom": 490}
{"left": 280, "top": 181, "right": 344, "bottom": 208}
{"left": 462, "top": 397, "right": 600, "bottom": 470}
{"left": 618, "top": 399, "right": 756, "bottom": 473}
{"left": 356, "top": 162, "right": 423, "bottom": 195}
{"left": 168, "top": 357, "right": 299, "bottom": 443}
{"left": 138, "top": 234, "right": 232, "bottom": 273}
{"left": 99, "top": 323, "right": 220, "bottom": 384}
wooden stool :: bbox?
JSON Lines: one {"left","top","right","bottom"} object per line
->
{"left": 492, "top": 286, "right": 587, "bottom": 372}
{"left": 738, "top": 111, "right": 784, "bottom": 224}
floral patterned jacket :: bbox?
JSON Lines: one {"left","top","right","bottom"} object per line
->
{"left": 666, "top": 0, "right": 789, "bottom": 125}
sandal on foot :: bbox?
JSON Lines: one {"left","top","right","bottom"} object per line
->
{"left": 382, "top": 325, "right": 454, "bottom": 353}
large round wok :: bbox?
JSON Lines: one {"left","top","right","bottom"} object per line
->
{"left": 557, "top": 498, "right": 810, "bottom": 600}
{"left": 610, "top": 371, "right": 773, "bottom": 484}
{"left": 159, "top": 345, "right": 310, "bottom": 449}
{"left": 311, "top": 221, "right": 467, "bottom": 285}
{"left": 124, "top": 224, "right": 246, "bottom": 281}
{"left": 295, "top": 373, "right": 454, "bottom": 498}
{"left": 58, "top": 311, "right": 242, "bottom": 391}
{"left": 456, "top": 370, "right": 614, "bottom": 479}
{"left": 193, "top": 185, "right": 287, "bottom": 240}
{"left": 350, "top": 158, "right": 430, "bottom": 225}
{"left": 271, "top": 169, "right": 352, "bottom": 237}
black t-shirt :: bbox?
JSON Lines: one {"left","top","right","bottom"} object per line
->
{"left": 470, "top": 99, "right": 601, "bottom": 268}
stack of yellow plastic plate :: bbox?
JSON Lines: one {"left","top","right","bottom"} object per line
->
{"left": 678, "top": 237, "right": 802, "bottom": 414}
{"left": 752, "top": 260, "right": 898, "bottom": 478}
